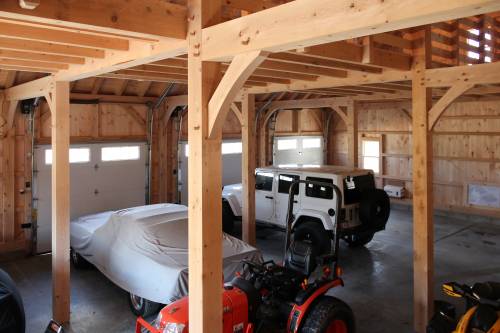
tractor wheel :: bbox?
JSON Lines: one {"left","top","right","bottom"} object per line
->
{"left": 301, "top": 296, "right": 355, "bottom": 333}
{"left": 294, "top": 221, "right": 331, "bottom": 255}
{"left": 70, "top": 248, "right": 91, "bottom": 269}
{"left": 128, "top": 293, "right": 160, "bottom": 317}
{"left": 222, "top": 200, "right": 235, "bottom": 234}
{"left": 343, "top": 231, "right": 375, "bottom": 247}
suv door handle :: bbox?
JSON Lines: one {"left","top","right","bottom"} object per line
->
{"left": 293, "top": 200, "right": 298, "bottom": 203}
{"left": 265, "top": 196, "right": 273, "bottom": 199}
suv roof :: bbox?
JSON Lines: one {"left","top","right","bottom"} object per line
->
{"left": 257, "top": 165, "right": 373, "bottom": 177}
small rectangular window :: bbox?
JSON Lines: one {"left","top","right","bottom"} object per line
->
{"left": 468, "top": 184, "right": 500, "bottom": 208}
{"left": 302, "top": 138, "right": 321, "bottom": 149}
{"left": 277, "top": 139, "right": 297, "bottom": 151}
{"left": 101, "top": 146, "right": 140, "bottom": 162}
{"left": 184, "top": 144, "right": 189, "bottom": 157}
{"left": 222, "top": 142, "right": 242, "bottom": 155}
{"left": 45, "top": 148, "right": 90, "bottom": 165}
{"left": 255, "top": 172, "right": 273, "bottom": 191}
{"left": 362, "top": 139, "right": 380, "bottom": 174}
{"left": 305, "top": 177, "right": 333, "bottom": 199}
{"left": 278, "top": 174, "right": 300, "bottom": 195}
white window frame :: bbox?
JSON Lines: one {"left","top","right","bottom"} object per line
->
{"left": 101, "top": 145, "right": 141, "bottom": 162}
{"left": 45, "top": 147, "right": 91, "bottom": 165}
{"left": 361, "top": 138, "right": 381, "bottom": 175}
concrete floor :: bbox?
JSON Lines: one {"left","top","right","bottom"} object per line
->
{"left": 1, "top": 206, "right": 499, "bottom": 333}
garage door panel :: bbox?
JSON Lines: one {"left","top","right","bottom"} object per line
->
{"left": 34, "top": 142, "right": 147, "bottom": 253}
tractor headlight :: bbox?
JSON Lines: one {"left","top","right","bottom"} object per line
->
{"left": 163, "top": 323, "right": 185, "bottom": 333}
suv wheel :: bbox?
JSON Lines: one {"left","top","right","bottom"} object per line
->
{"left": 294, "top": 221, "right": 331, "bottom": 255}
{"left": 343, "top": 231, "right": 374, "bottom": 247}
{"left": 222, "top": 200, "right": 235, "bottom": 234}
{"left": 359, "top": 189, "right": 390, "bottom": 231}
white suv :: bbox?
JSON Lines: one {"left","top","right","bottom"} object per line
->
{"left": 222, "top": 165, "right": 390, "bottom": 250}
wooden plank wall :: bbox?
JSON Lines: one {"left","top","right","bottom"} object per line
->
{"left": 329, "top": 100, "right": 500, "bottom": 217}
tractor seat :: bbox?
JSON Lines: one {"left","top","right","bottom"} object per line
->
{"left": 285, "top": 241, "right": 316, "bottom": 277}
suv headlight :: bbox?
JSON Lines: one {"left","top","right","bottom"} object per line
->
{"left": 163, "top": 323, "right": 185, "bottom": 333}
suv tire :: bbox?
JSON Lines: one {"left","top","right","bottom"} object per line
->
{"left": 294, "top": 221, "right": 331, "bottom": 255}
{"left": 222, "top": 200, "right": 235, "bottom": 234}
{"left": 359, "top": 189, "right": 390, "bottom": 231}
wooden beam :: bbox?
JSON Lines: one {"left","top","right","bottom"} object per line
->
{"left": 47, "top": 81, "right": 71, "bottom": 324}
{"left": 0, "top": 58, "right": 68, "bottom": 70}
{"left": 241, "top": 94, "right": 256, "bottom": 245}
{"left": 4, "top": 75, "right": 52, "bottom": 101}
{"left": 124, "top": 106, "right": 147, "bottom": 130}
{"left": 412, "top": 27, "right": 434, "bottom": 333}
{"left": 0, "top": 21, "right": 129, "bottom": 51}
{"left": 424, "top": 61, "right": 500, "bottom": 87}
{"left": 0, "top": 49, "right": 85, "bottom": 64}
{"left": 187, "top": 1, "right": 223, "bottom": 333}
{"left": 54, "top": 39, "right": 187, "bottom": 81}
{"left": 208, "top": 50, "right": 267, "bottom": 138}
{"left": 428, "top": 82, "right": 475, "bottom": 129}
{"left": 0, "top": 36, "right": 105, "bottom": 58}
{"left": 201, "top": 0, "right": 500, "bottom": 60}
{"left": 70, "top": 93, "right": 156, "bottom": 104}
{"left": 0, "top": 0, "right": 187, "bottom": 40}
{"left": 230, "top": 103, "right": 243, "bottom": 124}
{"left": 1, "top": 99, "right": 15, "bottom": 243}
{"left": 345, "top": 101, "right": 358, "bottom": 167}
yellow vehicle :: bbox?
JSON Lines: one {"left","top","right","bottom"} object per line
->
{"left": 427, "top": 281, "right": 500, "bottom": 333}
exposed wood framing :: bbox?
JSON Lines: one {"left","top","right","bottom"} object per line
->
{"left": 187, "top": 1, "right": 223, "bottom": 333}
{"left": 201, "top": 0, "right": 500, "bottom": 60}
{"left": 412, "top": 27, "right": 434, "bottom": 333}
{"left": 46, "top": 81, "right": 71, "bottom": 323}
{"left": 0, "top": 0, "right": 187, "bottom": 39}
{"left": 428, "top": 82, "right": 475, "bottom": 129}
{"left": 208, "top": 50, "right": 267, "bottom": 138}
{"left": 241, "top": 94, "right": 256, "bottom": 245}
{"left": 345, "top": 101, "right": 358, "bottom": 167}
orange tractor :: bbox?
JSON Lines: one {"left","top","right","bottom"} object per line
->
{"left": 136, "top": 180, "right": 356, "bottom": 333}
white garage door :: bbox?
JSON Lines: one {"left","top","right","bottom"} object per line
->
{"left": 273, "top": 136, "right": 324, "bottom": 167}
{"left": 178, "top": 140, "right": 242, "bottom": 205}
{"left": 34, "top": 142, "right": 147, "bottom": 253}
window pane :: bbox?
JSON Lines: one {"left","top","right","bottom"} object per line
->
{"left": 101, "top": 146, "right": 140, "bottom": 161}
{"left": 305, "top": 177, "right": 333, "bottom": 199}
{"left": 278, "top": 174, "right": 300, "bottom": 194}
{"left": 362, "top": 140, "right": 380, "bottom": 157}
{"left": 363, "top": 156, "right": 379, "bottom": 174}
{"left": 222, "top": 142, "right": 242, "bottom": 155}
{"left": 277, "top": 139, "right": 297, "bottom": 151}
{"left": 255, "top": 172, "right": 273, "bottom": 191}
{"left": 45, "top": 148, "right": 90, "bottom": 165}
{"left": 184, "top": 144, "right": 189, "bottom": 157}
{"left": 302, "top": 138, "right": 321, "bottom": 149}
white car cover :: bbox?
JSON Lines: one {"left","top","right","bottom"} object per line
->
{"left": 70, "top": 203, "right": 262, "bottom": 304}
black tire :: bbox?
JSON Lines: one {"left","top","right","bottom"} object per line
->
{"left": 128, "top": 293, "right": 160, "bottom": 317}
{"left": 301, "top": 296, "right": 355, "bottom": 333}
{"left": 222, "top": 200, "right": 235, "bottom": 233}
{"left": 70, "top": 248, "right": 91, "bottom": 269}
{"left": 359, "top": 189, "right": 390, "bottom": 231}
{"left": 343, "top": 231, "right": 374, "bottom": 247}
{"left": 294, "top": 221, "right": 331, "bottom": 255}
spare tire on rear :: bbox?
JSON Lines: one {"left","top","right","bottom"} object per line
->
{"left": 359, "top": 188, "right": 390, "bottom": 231}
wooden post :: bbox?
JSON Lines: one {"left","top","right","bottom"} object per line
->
{"left": 242, "top": 94, "right": 256, "bottom": 245}
{"left": 46, "top": 81, "right": 71, "bottom": 323}
{"left": 412, "top": 26, "right": 434, "bottom": 333}
{"left": 187, "top": 1, "right": 223, "bottom": 333}
{"left": 346, "top": 100, "right": 358, "bottom": 167}
{"left": 1, "top": 99, "right": 16, "bottom": 244}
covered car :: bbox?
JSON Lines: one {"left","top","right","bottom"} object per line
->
{"left": 70, "top": 203, "right": 262, "bottom": 316}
